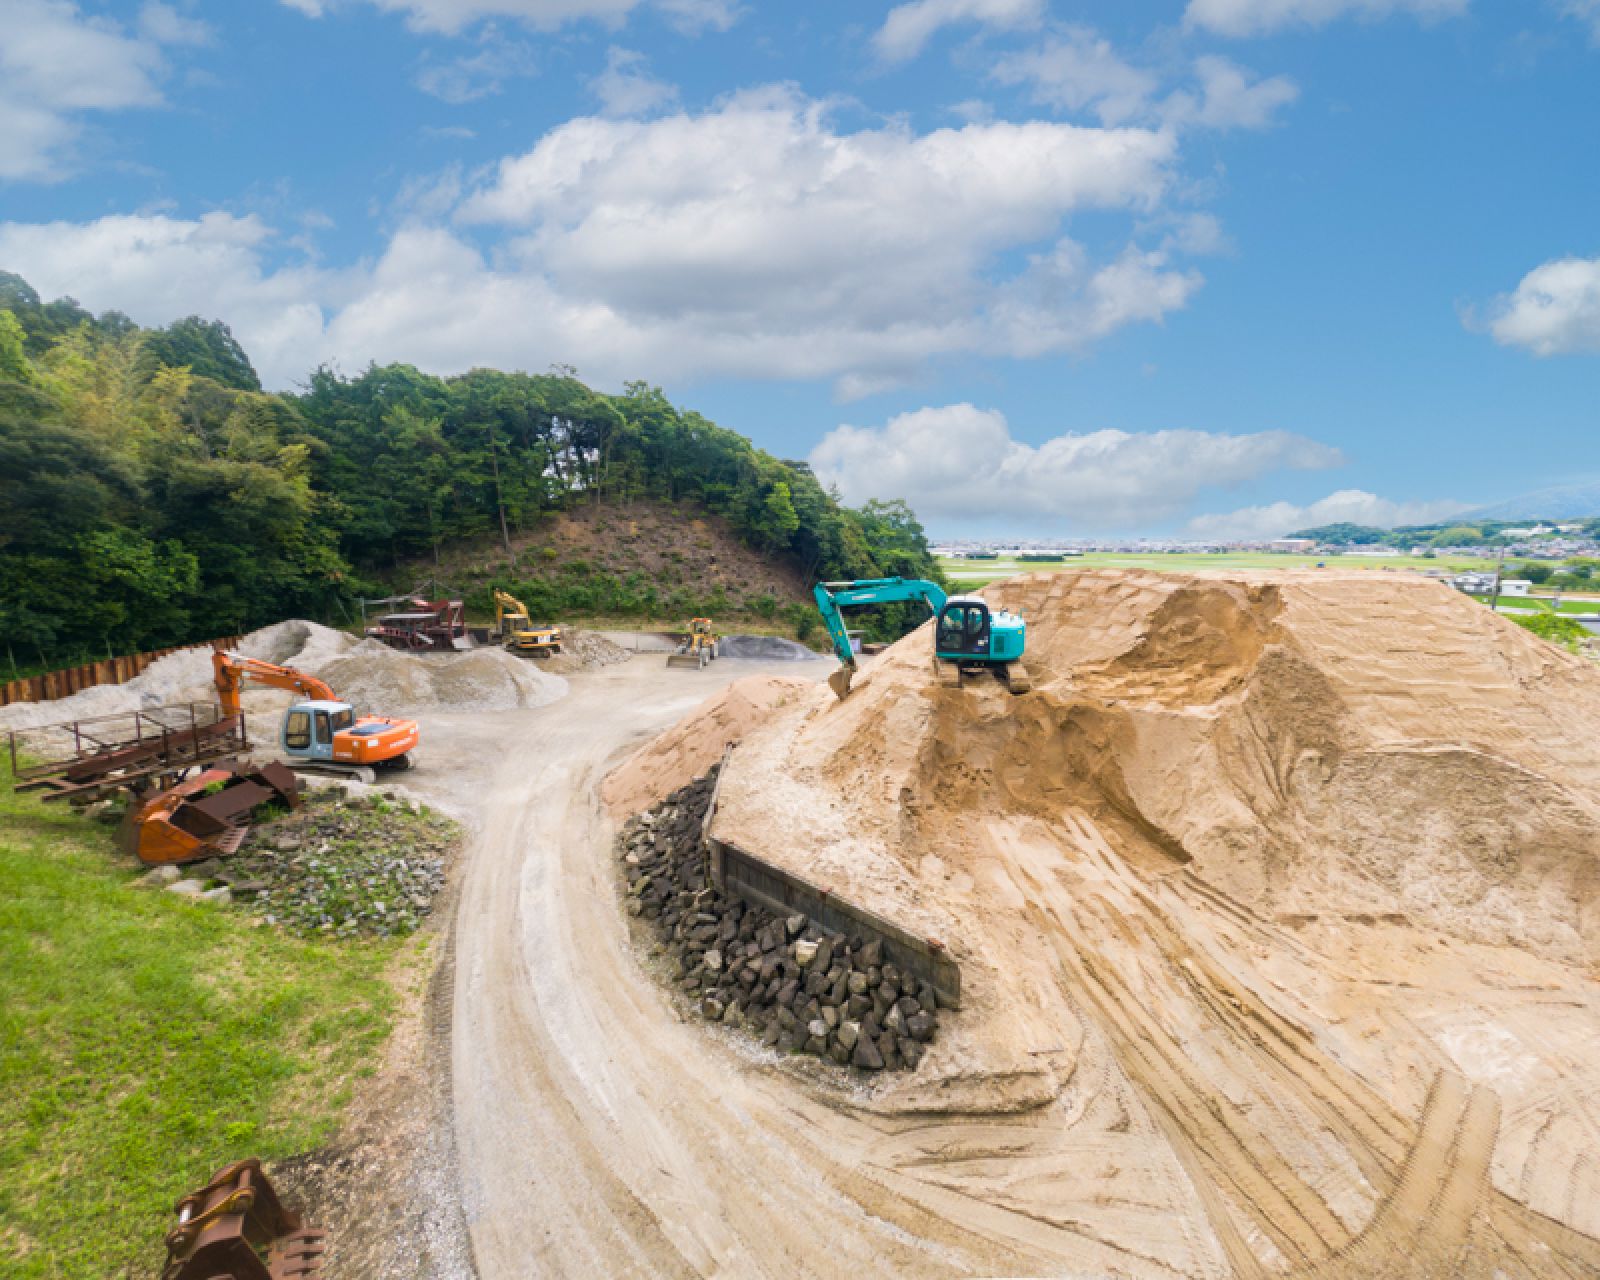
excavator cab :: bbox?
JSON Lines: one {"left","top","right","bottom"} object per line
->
{"left": 282, "top": 702, "right": 357, "bottom": 761}
{"left": 935, "top": 600, "right": 992, "bottom": 657}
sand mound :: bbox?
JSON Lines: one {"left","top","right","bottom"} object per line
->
{"left": 716, "top": 634, "right": 821, "bottom": 662}
{"left": 683, "top": 570, "right": 1600, "bottom": 1272}
{"left": 601, "top": 675, "right": 812, "bottom": 817}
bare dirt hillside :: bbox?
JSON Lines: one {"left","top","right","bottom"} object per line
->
{"left": 415, "top": 498, "right": 812, "bottom": 619}
{"left": 701, "top": 569, "right": 1600, "bottom": 1277}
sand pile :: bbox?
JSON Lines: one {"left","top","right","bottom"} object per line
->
{"left": 601, "top": 675, "right": 812, "bottom": 817}
{"left": 670, "top": 570, "right": 1600, "bottom": 1275}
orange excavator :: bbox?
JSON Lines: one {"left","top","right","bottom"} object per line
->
{"left": 120, "top": 654, "right": 420, "bottom": 865}
{"left": 211, "top": 651, "right": 419, "bottom": 776}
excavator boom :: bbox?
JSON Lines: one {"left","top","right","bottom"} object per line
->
{"left": 813, "top": 579, "right": 948, "bottom": 698}
{"left": 212, "top": 651, "right": 335, "bottom": 715}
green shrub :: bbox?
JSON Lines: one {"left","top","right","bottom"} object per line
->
{"left": 1512, "top": 612, "right": 1589, "bottom": 653}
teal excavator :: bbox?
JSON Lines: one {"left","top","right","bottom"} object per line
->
{"left": 813, "top": 577, "right": 1031, "bottom": 700}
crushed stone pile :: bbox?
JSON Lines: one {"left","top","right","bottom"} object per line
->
{"left": 1, "top": 620, "right": 568, "bottom": 744}
{"left": 716, "top": 635, "right": 821, "bottom": 662}
{"left": 601, "top": 674, "right": 813, "bottom": 817}
{"left": 316, "top": 640, "right": 567, "bottom": 715}
{"left": 620, "top": 767, "right": 940, "bottom": 1072}
{"left": 541, "top": 629, "right": 633, "bottom": 675}
{"left": 650, "top": 569, "right": 1600, "bottom": 1273}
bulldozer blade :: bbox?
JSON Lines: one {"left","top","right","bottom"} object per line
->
{"left": 827, "top": 666, "right": 855, "bottom": 700}
{"left": 666, "top": 653, "right": 703, "bottom": 670}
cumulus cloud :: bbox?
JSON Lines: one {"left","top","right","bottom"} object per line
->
{"left": 0, "top": 213, "right": 331, "bottom": 384}
{"left": 278, "top": 0, "right": 736, "bottom": 33}
{"left": 0, "top": 90, "right": 1210, "bottom": 392}
{"left": 994, "top": 32, "right": 1296, "bottom": 132}
{"left": 1481, "top": 255, "right": 1600, "bottom": 356}
{"left": 0, "top": 0, "right": 204, "bottom": 180}
{"left": 589, "top": 47, "right": 677, "bottom": 118}
{"left": 1187, "top": 489, "right": 1471, "bottom": 539}
{"left": 873, "top": 0, "right": 1045, "bottom": 63}
{"left": 1185, "top": 0, "right": 1467, "bottom": 37}
{"left": 808, "top": 403, "right": 1342, "bottom": 528}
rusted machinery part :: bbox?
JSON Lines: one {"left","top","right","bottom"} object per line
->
{"left": 162, "top": 1158, "right": 326, "bottom": 1280}
{"left": 124, "top": 759, "right": 302, "bottom": 866}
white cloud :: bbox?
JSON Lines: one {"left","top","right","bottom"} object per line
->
{"left": 1561, "top": 0, "right": 1600, "bottom": 42}
{"left": 0, "top": 213, "right": 331, "bottom": 384}
{"left": 809, "top": 403, "right": 1342, "bottom": 528}
{"left": 589, "top": 47, "right": 677, "bottom": 118}
{"left": 278, "top": 0, "right": 736, "bottom": 34}
{"left": 1187, "top": 489, "right": 1471, "bottom": 539}
{"left": 994, "top": 32, "right": 1296, "bottom": 132}
{"left": 1184, "top": 0, "right": 1467, "bottom": 37}
{"left": 414, "top": 28, "right": 535, "bottom": 102}
{"left": 0, "top": 0, "right": 200, "bottom": 181}
{"left": 0, "top": 90, "right": 1210, "bottom": 392}
{"left": 1481, "top": 255, "right": 1600, "bottom": 357}
{"left": 874, "top": 0, "right": 1045, "bottom": 64}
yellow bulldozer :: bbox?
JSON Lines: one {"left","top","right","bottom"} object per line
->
{"left": 493, "top": 589, "right": 564, "bottom": 658}
{"left": 666, "top": 617, "right": 719, "bottom": 670}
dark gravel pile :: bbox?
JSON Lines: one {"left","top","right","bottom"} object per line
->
{"left": 620, "top": 768, "right": 939, "bottom": 1072}
{"left": 225, "top": 787, "right": 460, "bottom": 938}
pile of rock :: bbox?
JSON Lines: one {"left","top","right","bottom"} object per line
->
{"left": 132, "top": 786, "right": 459, "bottom": 937}
{"left": 619, "top": 768, "right": 939, "bottom": 1072}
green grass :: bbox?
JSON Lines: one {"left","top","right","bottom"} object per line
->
{"left": 1493, "top": 596, "right": 1600, "bottom": 615}
{"left": 939, "top": 551, "right": 1501, "bottom": 586}
{"left": 0, "top": 760, "right": 404, "bottom": 1278}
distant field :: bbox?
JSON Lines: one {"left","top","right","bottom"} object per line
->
{"left": 940, "top": 551, "right": 1501, "bottom": 586}
{"left": 1494, "top": 596, "right": 1600, "bottom": 615}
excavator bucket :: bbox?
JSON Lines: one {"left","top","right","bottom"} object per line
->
{"left": 161, "top": 1158, "right": 325, "bottom": 1280}
{"left": 827, "top": 665, "right": 855, "bottom": 700}
{"left": 125, "top": 760, "right": 301, "bottom": 865}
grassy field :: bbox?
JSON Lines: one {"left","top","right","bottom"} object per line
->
{"left": 0, "top": 762, "right": 406, "bottom": 1278}
{"left": 1494, "top": 596, "right": 1600, "bottom": 615}
{"left": 940, "top": 551, "right": 1501, "bottom": 586}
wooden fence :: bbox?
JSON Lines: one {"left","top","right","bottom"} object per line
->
{"left": 0, "top": 636, "right": 243, "bottom": 707}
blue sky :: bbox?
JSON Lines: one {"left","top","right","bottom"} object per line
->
{"left": 1, "top": 0, "right": 1596, "bottom": 538}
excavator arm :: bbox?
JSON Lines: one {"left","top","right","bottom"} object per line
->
{"left": 813, "top": 578, "right": 949, "bottom": 699}
{"left": 493, "top": 589, "right": 531, "bottom": 630}
{"left": 212, "top": 651, "right": 337, "bottom": 716}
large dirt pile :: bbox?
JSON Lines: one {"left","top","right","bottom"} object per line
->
{"left": 601, "top": 675, "right": 813, "bottom": 817}
{"left": 692, "top": 570, "right": 1600, "bottom": 1276}
{"left": 2, "top": 620, "right": 565, "bottom": 740}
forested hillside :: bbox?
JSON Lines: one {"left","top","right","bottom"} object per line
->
{"left": 0, "top": 272, "right": 938, "bottom": 673}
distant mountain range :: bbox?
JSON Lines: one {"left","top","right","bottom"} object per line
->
{"left": 1464, "top": 482, "right": 1600, "bottom": 522}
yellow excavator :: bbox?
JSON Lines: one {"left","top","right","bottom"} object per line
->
{"left": 667, "top": 617, "right": 719, "bottom": 670}
{"left": 493, "top": 589, "right": 564, "bottom": 658}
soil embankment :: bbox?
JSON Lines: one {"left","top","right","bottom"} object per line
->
{"left": 691, "top": 569, "right": 1600, "bottom": 1276}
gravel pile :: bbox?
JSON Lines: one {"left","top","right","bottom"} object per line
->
{"left": 619, "top": 768, "right": 939, "bottom": 1073}
{"left": 222, "top": 787, "right": 461, "bottom": 938}
{"left": 715, "top": 635, "right": 821, "bottom": 662}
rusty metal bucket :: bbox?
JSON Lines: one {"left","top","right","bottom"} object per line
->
{"left": 161, "top": 1159, "right": 325, "bottom": 1280}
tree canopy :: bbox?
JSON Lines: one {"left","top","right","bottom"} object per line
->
{"left": 0, "top": 276, "right": 939, "bottom": 672}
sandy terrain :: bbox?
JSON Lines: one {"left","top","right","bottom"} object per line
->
{"left": 698, "top": 569, "right": 1600, "bottom": 1276}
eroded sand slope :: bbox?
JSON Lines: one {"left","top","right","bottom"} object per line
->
{"left": 702, "top": 570, "right": 1600, "bottom": 1277}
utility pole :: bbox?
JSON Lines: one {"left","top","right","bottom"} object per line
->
{"left": 1488, "top": 539, "right": 1508, "bottom": 613}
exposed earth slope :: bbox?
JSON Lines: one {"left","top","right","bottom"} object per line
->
{"left": 700, "top": 569, "right": 1600, "bottom": 1276}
